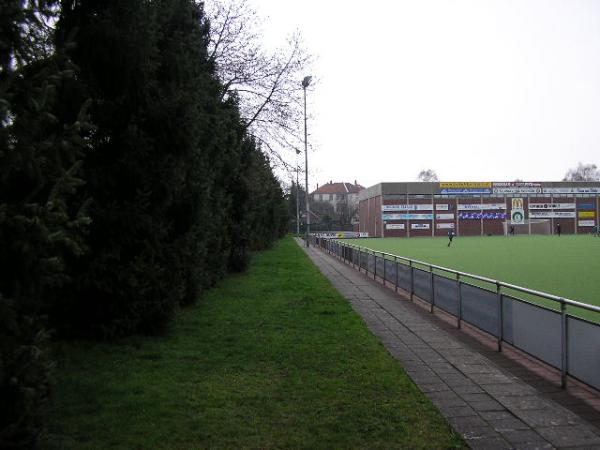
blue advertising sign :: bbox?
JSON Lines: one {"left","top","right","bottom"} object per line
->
{"left": 578, "top": 203, "right": 595, "bottom": 210}
{"left": 458, "top": 212, "right": 507, "bottom": 220}
{"left": 440, "top": 188, "right": 492, "bottom": 195}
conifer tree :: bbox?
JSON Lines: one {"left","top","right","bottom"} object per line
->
{"left": 53, "top": 0, "right": 288, "bottom": 336}
{"left": 55, "top": 0, "right": 178, "bottom": 336}
{"left": 0, "top": 1, "right": 89, "bottom": 447}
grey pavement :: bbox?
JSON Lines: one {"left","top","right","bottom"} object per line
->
{"left": 297, "top": 239, "right": 600, "bottom": 450}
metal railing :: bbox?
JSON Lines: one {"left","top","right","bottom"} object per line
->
{"left": 309, "top": 235, "right": 600, "bottom": 392}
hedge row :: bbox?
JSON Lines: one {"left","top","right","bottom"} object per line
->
{"left": 0, "top": 1, "right": 287, "bottom": 448}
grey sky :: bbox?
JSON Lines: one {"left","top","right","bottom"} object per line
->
{"left": 254, "top": 0, "right": 600, "bottom": 189}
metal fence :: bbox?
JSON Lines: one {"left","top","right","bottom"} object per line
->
{"left": 310, "top": 235, "right": 600, "bottom": 392}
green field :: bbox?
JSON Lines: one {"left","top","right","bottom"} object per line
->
{"left": 351, "top": 235, "right": 600, "bottom": 321}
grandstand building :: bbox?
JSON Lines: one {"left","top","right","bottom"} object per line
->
{"left": 359, "top": 181, "right": 600, "bottom": 237}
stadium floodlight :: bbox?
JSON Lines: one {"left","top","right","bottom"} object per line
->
{"left": 296, "top": 149, "right": 300, "bottom": 236}
{"left": 302, "top": 75, "right": 312, "bottom": 247}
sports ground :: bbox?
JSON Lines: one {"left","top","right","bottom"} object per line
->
{"left": 352, "top": 235, "right": 600, "bottom": 322}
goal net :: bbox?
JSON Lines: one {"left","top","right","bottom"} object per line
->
{"left": 503, "top": 219, "right": 551, "bottom": 236}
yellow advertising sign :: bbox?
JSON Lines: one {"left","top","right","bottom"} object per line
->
{"left": 511, "top": 198, "right": 524, "bottom": 209}
{"left": 440, "top": 182, "right": 492, "bottom": 188}
{"left": 578, "top": 211, "right": 596, "bottom": 219}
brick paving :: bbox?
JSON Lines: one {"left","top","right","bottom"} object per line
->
{"left": 298, "top": 239, "right": 600, "bottom": 450}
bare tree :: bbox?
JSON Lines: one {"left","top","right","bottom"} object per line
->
{"left": 563, "top": 162, "right": 600, "bottom": 181}
{"left": 205, "top": 0, "right": 312, "bottom": 172}
{"left": 417, "top": 169, "right": 439, "bottom": 182}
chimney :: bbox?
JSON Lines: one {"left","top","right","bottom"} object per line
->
{"left": 329, "top": 180, "right": 332, "bottom": 184}
{"left": 354, "top": 180, "right": 357, "bottom": 186}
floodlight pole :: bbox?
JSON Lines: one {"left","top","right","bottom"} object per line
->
{"left": 295, "top": 150, "right": 300, "bottom": 235}
{"left": 302, "top": 75, "right": 312, "bottom": 247}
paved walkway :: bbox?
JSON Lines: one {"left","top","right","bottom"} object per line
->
{"left": 298, "top": 239, "right": 600, "bottom": 450}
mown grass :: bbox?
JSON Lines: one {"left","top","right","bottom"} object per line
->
{"left": 45, "top": 236, "right": 464, "bottom": 449}
{"left": 355, "top": 235, "right": 600, "bottom": 321}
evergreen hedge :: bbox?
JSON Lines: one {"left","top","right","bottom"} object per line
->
{"left": 1, "top": 0, "right": 288, "bottom": 447}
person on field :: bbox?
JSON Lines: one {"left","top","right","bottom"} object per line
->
{"left": 509, "top": 225, "right": 515, "bottom": 236}
{"left": 447, "top": 229, "right": 455, "bottom": 247}
{"left": 556, "top": 222, "right": 561, "bottom": 237}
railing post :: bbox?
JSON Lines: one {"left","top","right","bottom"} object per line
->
{"left": 373, "top": 252, "right": 376, "bottom": 281}
{"left": 496, "top": 281, "right": 503, "bottom": 352}
{"left": 561, "top": 300, "right": 568, "bottom": 389}
{"left": 430, "top": 265, "right": 435, "bottom": 313}
{"left": 359, "top": 249, "right": 363, "bottom": 273}
{"left": 394, "top": 256, "right": 399, "bottom": 293}
{"left": 410, "top": 260, "right": 414, "bottom": 301}
{"left": 383, "top": 255, "right": 386, "bottom": 287}
{"left": 457, "top": 272, "right": 462, "bottom": 329}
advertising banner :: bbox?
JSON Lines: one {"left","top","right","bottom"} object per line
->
{"left": 543, "top": 187, "right": 600, "bottom": 194}
{"left": 435, "top": 204, "right": 449, "bottom": 210}
{"left": 529, "top": 211, "right": 576, "bottom": 219}
{"left": 458, "top": 203, "right": 506, "bottom": 210}
{"left": 493, "top": 182, "right": 542, "bottom": 187}
{"left": 335, "top": 232, "right": 358, "bottom": 238}
{"left": 382, "top": 213, "right": 433, "bottom": 220}
{"left": 385, "top": 223, "right": 405, "bottom": 230}
{"left": 317, "top": 232, "right": 363, "bottom": 239}
{"left": 578, "top": 211, "right": 596, "bottom": 219}
{"left": 436, "top": 213, "right": 455, "bottom": 220}
{"left": 411, "top": 223, "right": 430, "bottom": 230}
{"left": 493, "top": 187, "right": 542, "bottom": 194}
{"left": 382, "top": 204, "right": 433, "bottom": 211}
{"left": 436, "top": 223, "right": 455, "bottom": 229}
{"left": 511, "top": 198, "right": 524, "bottom": 209}
{"left": 459, "top": 212, "right": 507, "bottom": 220}
{"left": 578, "top": 220, "right": 596, "bottom": 227}
{"left": 578, "top": 203, "right": 595, "bottom": 210}
{"left": 440, "top": 188, "right": 491, "bottom": 195}
{"left": 440, "top": 182, "right": 491, "bottom": 188}
{"left": 458, "top": 204, "right": 482, "bottom": 211}
{"left": 528, "top": 203, "right": 576, "bottom": 210}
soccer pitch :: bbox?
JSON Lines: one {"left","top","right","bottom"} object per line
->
{"left": 352, "top": 235, "right": 600, "bottom": 320}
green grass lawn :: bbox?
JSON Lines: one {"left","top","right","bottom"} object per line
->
{"left": 352, "top": 235, "right": 600, "bottom": 321}
{"left": 44, "top": 236, "right": 464, "bottom": 450}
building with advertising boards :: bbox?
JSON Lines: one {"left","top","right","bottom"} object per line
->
{"left": 359, "top": 181, "right": 600, "bottom": 237}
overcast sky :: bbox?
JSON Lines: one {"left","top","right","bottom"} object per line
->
{"left": 252, "top": 0, "right": 600, "bottom": 190}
